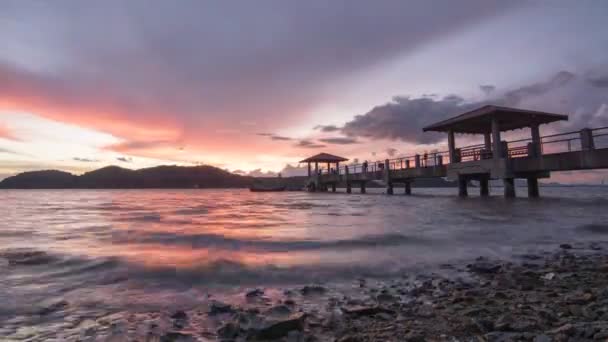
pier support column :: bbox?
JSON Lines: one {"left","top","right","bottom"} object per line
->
{"left": 331, "top": 183, "right": 336, "bottom": 193}
{"left": 580, "top": 128, "right": 595, "bottom": 151}
{"left": 448, "top": 130, "right": 456, "bottom": 164}
{"left": 458, "top": 176, "right": 468, "bottom": 197}
{"left": 384, "top": 159, "right": 392, "bottom": 195}
{"left": 346, "top": 183, "right": 352, "bottom": 193}
{"left": 360, "top": 182, "right": 366, "bottom": 194}
{"left": 531, "top": 123, "right": 541, "bottom": 157}
{"left": 492, "top": 118, "right": 502, "bottom": 160}
{"left": 503, "top": 178, "right": 516, "bottom": 198}
{"left": 527, "top": 177, "right": 539, "bottom": 198}
{"left": 480, "top": 178, "right": 490, "bottom": 197}
{"left": 404, "top": 182, "right": 412, "bottom": 195}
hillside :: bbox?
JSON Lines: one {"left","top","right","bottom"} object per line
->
{"left": 0, "top": 165, "right": 253, "bottom": 189}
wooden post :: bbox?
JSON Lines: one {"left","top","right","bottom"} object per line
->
{"left": 404, "top": 181, "right": 411, "bottom": 195}
{"left": 448, "top": 130, "right": 456, "bottom": 164}
{"left": 480, "top": 178, "right": 489, "bottom": 197}
{"left": 527, "top": 177, "right": 539, "bottom": 198}
{"left": 492, "top": 118, "right": 502, "bottom": 160}
{"left": 458, "top": 176, "right": 468, "bottom": 197}
{"left": 580, "top": 128, "right": 595, "bottom": 150}
{"left": 307, "top": 162, "right": 311, "bottom": 177}
{"left": 504, "top": 178, "right": 516, "bottom": 198}
{"left": 484, "top": 133, "right": 492, "bottom": 150}
{"left": 531, "top": 123, "right": 541, "bottom": 157}
{"left": 360, "top": 182, "right": 366, "bottom": 194}
{"left": 415, "top": 154, "right": 421, "bottom": 168}
{"left": 331, "top": 183, "right": 336, "bottom": 192}
{"left": 384, "top": 159, "right": 392, "bottom": 195}
{"left": 345, "top": 165, "right": 350, "bottom": 193}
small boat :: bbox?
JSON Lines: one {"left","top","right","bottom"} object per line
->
{"left": 249, "top": 178, "right": 286, "bottom": 192}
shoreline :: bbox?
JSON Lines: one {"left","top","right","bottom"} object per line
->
{"left": 5, "top": 241, "right": 608, "bottom": 341}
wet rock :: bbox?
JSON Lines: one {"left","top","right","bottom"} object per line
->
{"left": 266, "top": 305, "right": 291, "bottom": 316}
{"left": 246, "top": 288, "right": 265, "bottom": 298}
{"left": 252, "top": 313, "right": 305, "bottom": 340}
{"left": 37, "top": 299, "right": 68, "bottom": 315}
{"left": 208, "top": 301, "right": 235, "bottom": 315}
{"left": 160, "top": 331, "right": 195, "bottom": 342}
{"left": 559, "top": 244, "right": 572, "bottom": 250}
{"left": 300, "top": 285, "right": 326, "bottom": 296}
{"left": 170, "top": 310, "right": 187, "bottom": 320}
{"left": 375, "top": 293, "right": 395, "bottom": 303}
{"left": 217, "top": 322, "right": 240, "bottom": 340}
{"left": 467, "top": 260, "right": 501, "bottom": 274}
{"left": 343, "top": 306, "right": 394, "bottom": 317}
{"left": 484, "top": 331, "right": 523, "bottom": 342}
{"left": 337, "top": 335, "right": 363, "bottom": 342}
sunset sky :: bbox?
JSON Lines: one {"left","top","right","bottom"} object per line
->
{"left": 1, "top": 1, "right": 607, "bottom": 182}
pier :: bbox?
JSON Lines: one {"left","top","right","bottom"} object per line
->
{"left": 303, "top": 106, "right": 608, "bottom": 198}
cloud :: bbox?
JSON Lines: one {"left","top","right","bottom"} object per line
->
{"left": 0, "top": 123, "right": 18, "bottom": 141}
{"left": 0, "top": 1, "right": 519, "bottom": 161}
{"left": 318, "top": 137, "right": 359, "bottom": 145}
{"left": 314, "top": 125, "right": 340, "bottom": 133}
{"left": 341, "top": 95, "right": 473, "bottom": 144}
{"left": 587, "top": 75, "right": 608, "bottom": 88}
{"left": 257, "top": 133, "right": 293, "bottom": 141}
{"left": 117, "top": 157, "right": 133, "bottom": 163}
{"left": 245, "top": 168, "right": 277, "bottom": 178}
{"left": 479, "top": 85, "right": 496, "bottom": 95}
{"left": 295, "top": 140, "right": 326, "bottom": 149}
{"left": 386, "top": 148, "right": 398, "bottom": 157}
{"left": 338, "top": 68, "right": 608, "bottom": 144}
{"left": 73, "top": 157, "right": 100, "bottom": 162}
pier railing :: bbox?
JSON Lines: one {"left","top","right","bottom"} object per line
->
{"left": 315, "top": 126, "right": 608, "bottom": 176}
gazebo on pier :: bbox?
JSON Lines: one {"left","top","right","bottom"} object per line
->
{"left": 300, "top": 153, "right": 348, "bottom": 177}
{"left": 423, "top": 105, "right": 568, "bottom": 197}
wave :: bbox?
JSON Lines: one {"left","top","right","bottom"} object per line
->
{"left": 578, "top": 223, "right": 608, "bottom": 234}
{"left": 109, "top": 231, "right": 423, "bottom": 252}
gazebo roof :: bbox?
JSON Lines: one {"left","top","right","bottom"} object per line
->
{"left": 300, "top": 153, "right": 349, "bottom": 163}
{"left": 422, "top": 105, "right": 568, "bottom": 134}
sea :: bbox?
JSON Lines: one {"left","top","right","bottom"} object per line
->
{"left": 1, "top": 187, "right": 608, "bottom": 339}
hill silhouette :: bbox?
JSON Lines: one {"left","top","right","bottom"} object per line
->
{"left": 0, "top": 165, "right": 253, "bottom": 189}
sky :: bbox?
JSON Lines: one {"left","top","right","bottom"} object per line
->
{"left": 1, "top": 1, "right": 607, "bottom": 182}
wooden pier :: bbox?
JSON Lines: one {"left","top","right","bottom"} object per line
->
{"left": 302, "top": 106, "right": 608, "bottom": 198}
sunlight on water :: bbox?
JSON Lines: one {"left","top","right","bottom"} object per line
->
{"left": 1, "top": 187, "right": 608, "bottom": 323}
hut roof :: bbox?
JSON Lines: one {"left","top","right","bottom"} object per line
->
{"left": 422, "top": 105, "right": 568, "bottom": 134}
{"left": 299, "top": 153, "right": 349, "bottom": 163}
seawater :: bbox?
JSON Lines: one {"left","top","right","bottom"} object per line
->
{"left": 1, "top": 187, "right": 608, "bottom": 332}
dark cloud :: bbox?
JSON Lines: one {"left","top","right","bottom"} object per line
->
{"left": 0, "top": 147, "right": 19, "bottom": 155}
{"left": 503, "top": 71, "right": 576, "bottom": 104}
{"left": 341, "top": 95, "right": 474, "bottom": 144}
{"left": 73, "top": 157, "right": 99, "bottom": 162}
{"left": 257, "top": 133, "right": 293, "bottom": 141}
{"left": 295, "top": 140, "right": 326, "bottom": 149}
{"left": 117, "top": 157, "right": 133, "bottom": 163}
{"left": 314, "top": 125, "right": 340, "bottom": 133}
{"left": 318, "top": 137, "right": 359, "bottom": 145}
{"left": 479, "top": 85, "right": 496, "bottom": 95}
{"left": 338, "top": 69, "right": 608, "bottom": 144}
{"left": 270, "top": 135, "right": 292, "bottom": 141}
{"left": 386, "top": 148, "right": 398, "bottom": 157}
{"left": 587, "top": 75, "right": 608, "bottom": 88}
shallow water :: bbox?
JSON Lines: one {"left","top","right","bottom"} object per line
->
{"left": 1, "top": 187, "right": 608, "bottom": 335}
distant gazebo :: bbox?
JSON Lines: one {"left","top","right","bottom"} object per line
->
{"left": 300, "top": 153, "right": 348, "bottom": 176}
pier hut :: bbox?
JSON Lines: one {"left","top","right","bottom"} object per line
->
{"left": 300, "top": 153, "right": 348, "bottom": 192}
{"left": 423, "top": 105, "right": 568, "bottom": 197}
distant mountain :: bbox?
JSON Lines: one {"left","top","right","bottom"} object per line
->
{"left": 0, "top": 165, "right": 253, "bottom": 189}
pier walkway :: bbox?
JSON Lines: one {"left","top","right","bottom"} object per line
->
{"left": 302, "top": 106, "right": 608, "bottom": 198}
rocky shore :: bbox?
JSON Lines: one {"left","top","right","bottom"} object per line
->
{"left": 3, "top": 242, "right": 608, "bottom": 341}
